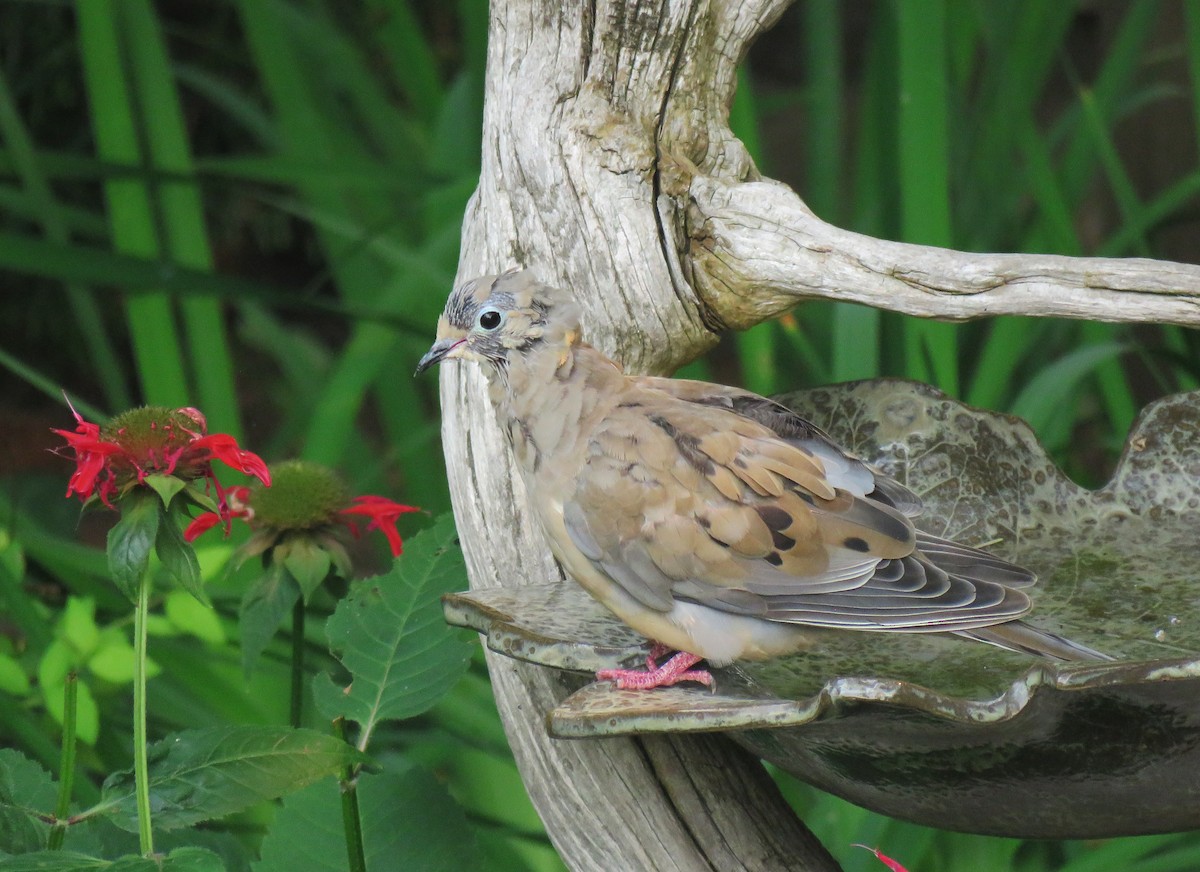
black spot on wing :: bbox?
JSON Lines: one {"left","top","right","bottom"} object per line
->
{"left": 772, "top": 530, "right": 796, "bottom": 551}
{"left": 844, "top": 536, "right": 869, "bottom": 552}
{"left": 757, "top": 506, "right": 792, "bottom": 531}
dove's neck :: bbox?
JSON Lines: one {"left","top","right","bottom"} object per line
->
{"left": 490, "top": 338, "right": 624, "bottom": 480}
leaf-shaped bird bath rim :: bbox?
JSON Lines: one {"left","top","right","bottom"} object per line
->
{"left": 443, "top": 381, "right": 1200, "bottom": 839}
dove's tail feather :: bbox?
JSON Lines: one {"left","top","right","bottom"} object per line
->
{"left": 957, "top": 621, "right": 1112, "bottom": 662}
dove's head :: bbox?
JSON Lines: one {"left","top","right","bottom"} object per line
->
{"left": 415, "top": 270, "right": 582, "bottom": 375}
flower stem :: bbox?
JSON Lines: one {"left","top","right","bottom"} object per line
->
{"left": 334, "top": 718, "right": 366, "bottom": 872}
{"left": 133, "top": 571, "right": 154, "bottom": 855}
{"left": 290, "top": 599, "right": 305, "bottom": 728}
{"left": 47, "top": 673, "right": 78, "bottom": 850}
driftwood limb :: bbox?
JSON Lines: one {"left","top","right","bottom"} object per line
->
{"left": 683, "top": 174, "right": 1200, "bottom": 330}
{"left": 438, "top": 0, "right": 1198, "bottom": 869}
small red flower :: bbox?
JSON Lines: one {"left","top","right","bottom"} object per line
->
{"left": 183, "top": 460, "right": 418, "bottom": 560}
{"left": 184, "top": 486, "right": 251, "bottom": 542}
{"left": 53, "top": 402, "right": 270, "bottom": 509}
{"left": 339, "top": 495, "right": 420, "bottom": 556}
{"left": 852, "top": 845, "right": 910, "bottom": 872}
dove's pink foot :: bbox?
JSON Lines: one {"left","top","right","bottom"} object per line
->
{"left": 596, "top": 650, "right": 713, "bottom": 690}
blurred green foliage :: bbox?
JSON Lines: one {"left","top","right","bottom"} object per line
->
{"left": 1, "top": 1, "right": 1198, "bottom": 870}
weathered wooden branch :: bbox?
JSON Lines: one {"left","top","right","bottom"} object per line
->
{"left": 682, "top": 173, "right": 1200, "bottom": 330}
{"left": 439, "top": 0, "right": 1199, "bottom": 869}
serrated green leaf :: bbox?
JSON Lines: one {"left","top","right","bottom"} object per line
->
{"left": 280, "top": 539, "right": 331, "bottom": 602}
{"left": 0, "top": 653, "right": 30, "bottom": 696}
{"left": 313, "top": 515, "right": 471, "bottom": 747}
{"left": 106, "top": 494, "right": 159, "bottom": 601}
{"left": 142, "top": 473, "right": 186, "bottom": 509}
{"left": 164, "top": 591, "right": 226, "bottom": 645}
{"left": 156, "top": 505, "right": 206, "bottom": 604}
{"left": 238, "top": 565, "right": 301, "bottom": 678}
{"left": 0, "top": 851, "right": 107, "bottom": 871}
{"left": 0, "top": 748, "right": 58, "bottom": 856}
{"left": 0, "top": 846, "right": 224, "bottom": 871}
{"left": 92, "top": 726, "right": 366, "bottom": 832}
{"left": 253, "top": 764, "right": 484, "bottom": 872}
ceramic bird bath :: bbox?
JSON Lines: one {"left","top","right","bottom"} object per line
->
{"left": 443, "top": 380, "right": 1200, "bottom": 839}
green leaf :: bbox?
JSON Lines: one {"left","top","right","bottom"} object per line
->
{"left": 142, "top": 474, "right": 186, "bottom": 509}
{"left": 0, "top": 847, "right": 224, "bottom": 871}
{"left": 0, "top": 748, "right": 58, "bottom": 855}
{"left": 86, "top": 630, "right": 160, "bottom": 685}
{"left": 0, "top": 852, "right": 106, "bottom": 871}
{"left": 155, "top": 504, "right": 205, "bottom": 604}
{"left": 164, "top": 591, "right": 226, "bottom": 646}
{"left": 313, "top": 515, "right": 471, "bottom": 748}
{"left": 56, "top": 597, "right": 101, "bottom": 657}
{"left": 0, "top": 653, "right": 29, "bottom": 696}
{"left": 36, "top": 640, "right": 76, "bottom": 693}
{"left": 238, "top": 565, "right": 301, "bottom": 678}
{"left": 106, "top": 494, "right": 159, "bottom": 601}
{"left": 253, "top": 764, "right": 484, "bottom": 872}
{"left": 280, "top": 539, "right": 331, "bottom": 602}
{"left": 92, "top": 726, "right": 366, "bottom": 832}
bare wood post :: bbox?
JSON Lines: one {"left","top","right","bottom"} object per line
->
{"left": 438, "top": 0, "right": 1200, "bottom": 869}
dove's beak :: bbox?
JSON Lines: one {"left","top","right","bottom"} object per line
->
{"left": 415, "top": 337, "right": 466, "bottom": 376}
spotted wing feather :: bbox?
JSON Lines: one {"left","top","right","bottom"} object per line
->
{"left": 563, "top": 388, "right": 1032, "bottom": 632}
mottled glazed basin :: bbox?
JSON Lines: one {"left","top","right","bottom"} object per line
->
{"left": 443, "top": 381, "right": 1200, "bottom": 838}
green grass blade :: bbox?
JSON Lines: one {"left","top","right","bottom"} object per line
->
{"left": 0, "top": 68, "right": 131, "bottom": 411}
{"left": 366, "top": 0, "right": 444, "bottom": 122}
{"left": 1051, "top": 2, "right": 1160, "bottom": 210}
{"left": 802, "top": 0, "right": 842, "bottom": 223}
{"left": 0, "top": 346, "right": 106, "bottom": 420}
{"left": 850, "top": 7, "right": 897, "bottom": 238}
{"left": 75, "top": 0, "right": 189, "bottom": 408}
{"left": 895, "top": 0, "right": 958, "bottom": 395}
{"left": 830, "top": 303, "right": 880, "bottom": 383}
{"left": 1010, "top": 341, "right": 1127, "bottom": 441}
{"left": 119, "top": 0, "right": 242, "bottom": 436}
{"left": 730, "top": 65, "right": 764, "bottom": 167}
{"left": 965, "top": 317, "right": 1045, "bottom": 411}
{"left": 1017, "top": 115, "right": 1083, "bottom": 254}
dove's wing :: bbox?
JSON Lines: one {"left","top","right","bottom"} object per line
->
{"left": 563, "top": 387, "right": 1032, "bottom": 633}
{"left": 632, "top": 376, "right": 924, "bottom": 516}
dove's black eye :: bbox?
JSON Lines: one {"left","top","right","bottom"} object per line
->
{"left": 477, "top": 308, "right": 503, "bottom": 331}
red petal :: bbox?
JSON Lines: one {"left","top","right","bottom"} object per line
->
{"left": 852, "top": 846, "right": 910, "bottom": 872}
{"left": 340, "top": 496, "right": 419, "bottom": 557}
{"left": 51, "top": 421, "right": 123, "bottom": 501}
{"left": 183, "top": 512, "right": 224, "bottom": 542}
{"left": 191, "top": 434, "right": 271, "bottom": 486}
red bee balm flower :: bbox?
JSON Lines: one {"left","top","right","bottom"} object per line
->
{"left": 53, "top": 403, "right": 270, "bottom": 507}
{"left": 184, "top": 460, "right": 418, "bottom": 559}
{"left": 340, "top": 495, "right": 421, "bottom": 556}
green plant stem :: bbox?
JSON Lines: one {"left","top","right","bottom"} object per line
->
{"left": 47, "top": 673, "right": 79, "bottom": 851}
{"left": 290, "top": 599, "right": 305, "bottom": 728}
{"left": 133, "top": 572, "right": 154, "bottom": 855}
{"left": 334, "top": 717, "right": 366, "bottom": 872}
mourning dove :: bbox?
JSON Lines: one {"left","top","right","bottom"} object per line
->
{"left": 418, "top": 271, "right": 1108, "bottom": 689}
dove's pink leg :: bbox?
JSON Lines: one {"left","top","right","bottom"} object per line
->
{"left": 596, "top": 650, "right": 714, "bottom": 690}
{"left": 644, "top": 642, "right": 671, "bottom": 671}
